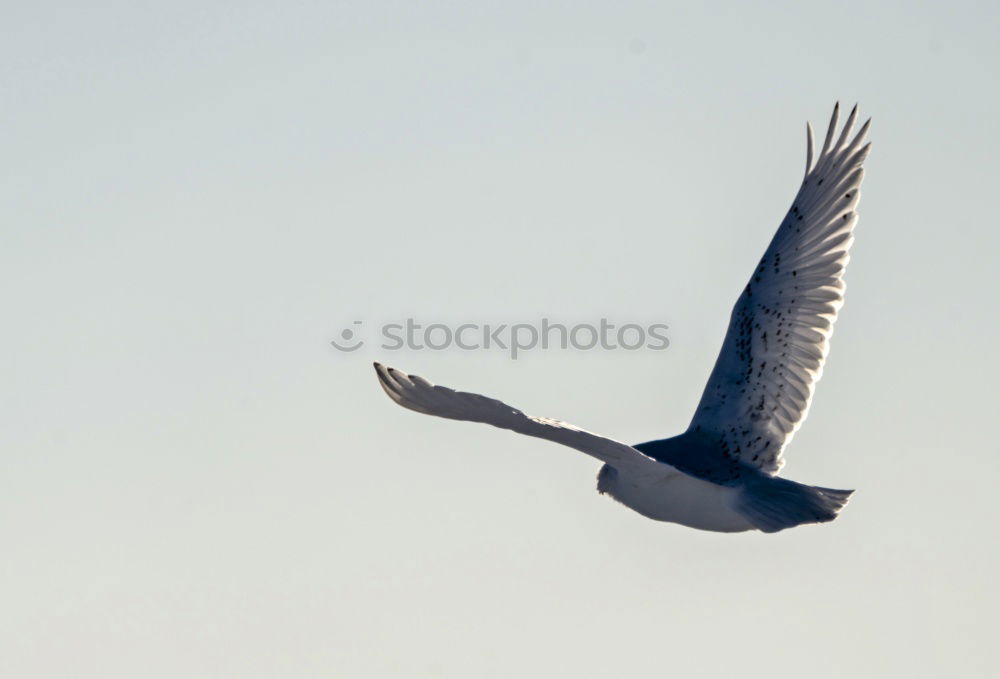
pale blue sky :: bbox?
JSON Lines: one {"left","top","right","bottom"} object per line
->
{"left": 3, "top": 2, "right": 999, "bottom": 677}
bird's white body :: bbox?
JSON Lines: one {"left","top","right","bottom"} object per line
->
{"left": 597, "top": 463, "right": 754, "bottom": 532}
{"left": 374, "top": 103, "right": 868, "bottom": 533}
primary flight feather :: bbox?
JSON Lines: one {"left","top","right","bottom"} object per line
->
{"left": 375, "top": 103, "right": 869, "bottom": 533}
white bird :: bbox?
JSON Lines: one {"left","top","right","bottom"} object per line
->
{"left": 375, "top": 103, "right": 870, "bottom": 533}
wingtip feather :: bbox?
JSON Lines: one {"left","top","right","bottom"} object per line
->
{"left": 820, "top": 102, "right": 839, "bottom": 157}
{"left": 835, "top": 104, "right": 859, "bottom": 151}
{"left": 806, "top": 122, "right": 815, "bottom": 175}
{"left": 849, "top": 117, "right": 872, "bottom": 152}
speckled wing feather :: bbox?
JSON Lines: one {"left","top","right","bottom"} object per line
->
{"left": 374, "top": 362, "right": 663, "bottom": 470}
{"left": 689, "top": 104, "right": 871, "bottom": 474}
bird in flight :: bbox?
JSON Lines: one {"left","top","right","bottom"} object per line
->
{"left": 374, "top": 103, "right": 870, "bottom": 533}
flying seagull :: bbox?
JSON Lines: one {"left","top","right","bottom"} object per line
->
{"left": 374, "top": 103, "right": 870, "bottom": 533}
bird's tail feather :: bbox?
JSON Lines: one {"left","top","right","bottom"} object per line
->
{"left": 736, "top": 476, "right": 853, "bottom": 533}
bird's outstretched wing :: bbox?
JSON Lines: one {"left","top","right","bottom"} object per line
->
{"left": 374, "top": 362, "right": 662, "bottom": 469}
{"left": 689, "top": 103, "right": 871, "bottom": 474}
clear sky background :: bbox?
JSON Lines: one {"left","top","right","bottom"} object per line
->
{"left": 3, "top": 1, "right": 998, "bottom": 677}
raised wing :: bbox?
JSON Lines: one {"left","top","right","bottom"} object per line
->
{"left": 689, "top": 103, "right": 871, "bottom": 474}
{"left": 374, "top": 362, "right": 661, "bottom": 469}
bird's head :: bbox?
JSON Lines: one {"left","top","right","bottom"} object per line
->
{"left": 596, "top": 464, "right": 618, "bottom": 494}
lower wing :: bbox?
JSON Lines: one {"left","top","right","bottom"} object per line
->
{"left": 374, "top": 362, "right": 662, "bottom": 470}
